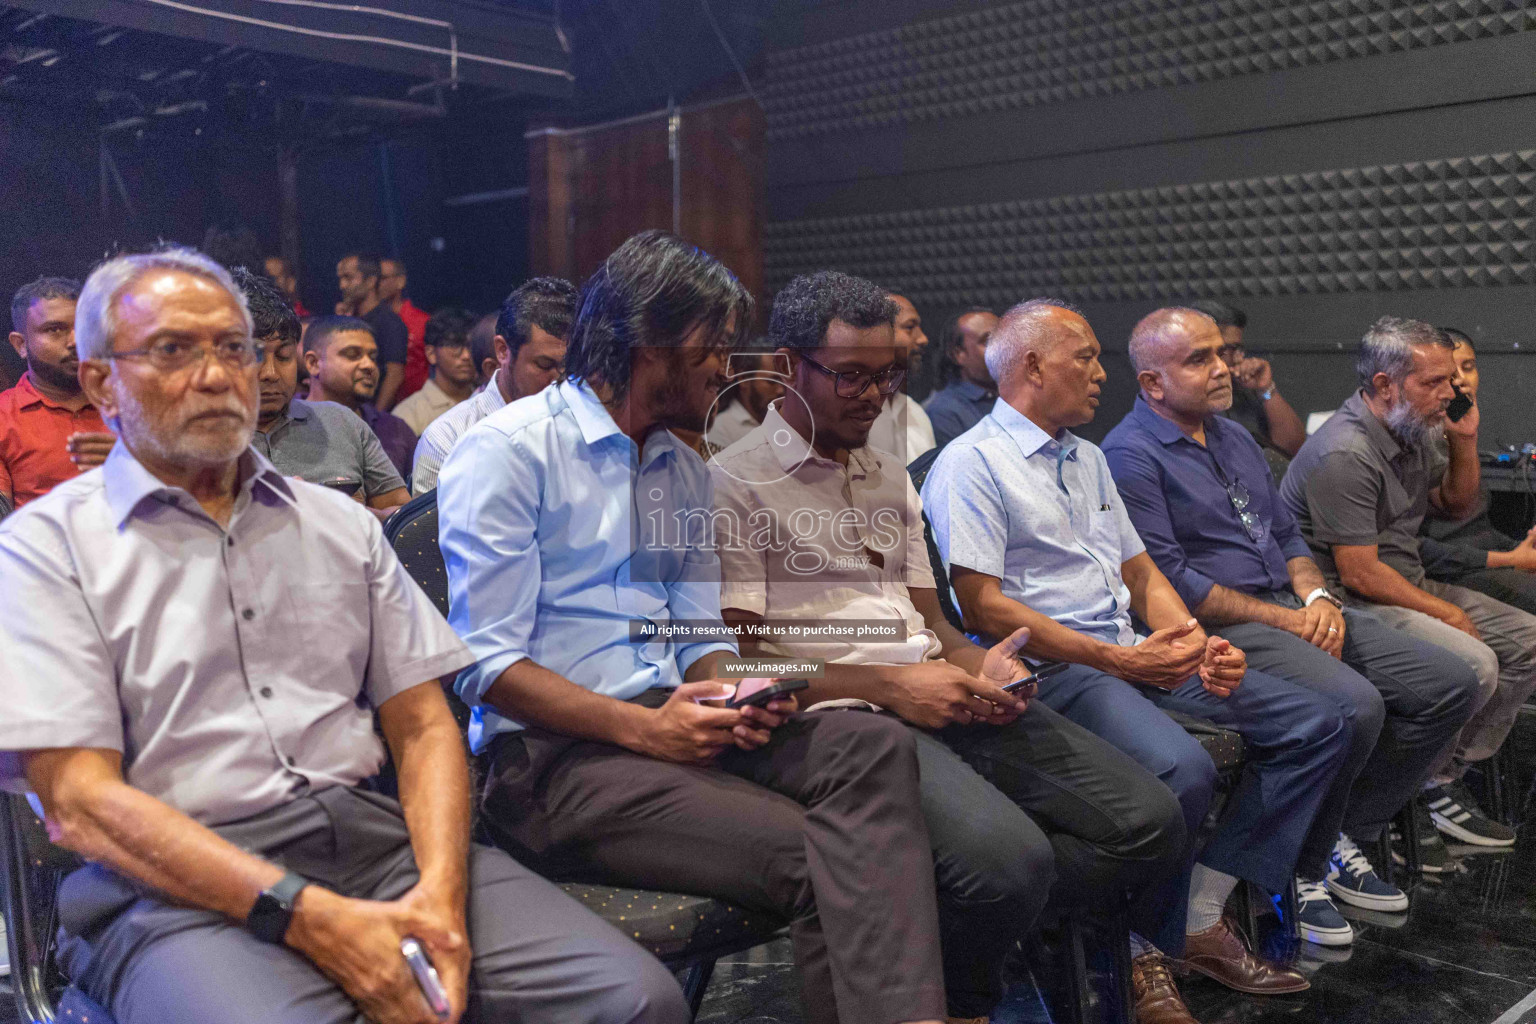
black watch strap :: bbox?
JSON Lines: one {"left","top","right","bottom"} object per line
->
{"left": 247, "top": 871, "right": 309, "bottom": 945}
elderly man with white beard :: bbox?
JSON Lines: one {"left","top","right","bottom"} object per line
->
{"left": 0, "top": 247, "right": 690, "bottom": 1024}
{"left": 1281, "top": 315, "right": 1536, "bottom": 850}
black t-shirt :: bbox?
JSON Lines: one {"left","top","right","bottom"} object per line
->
{"left": 362, "top": 303, "right": 409, "bottom": 368}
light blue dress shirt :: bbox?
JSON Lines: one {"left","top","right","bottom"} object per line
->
{"left": 920, "top": 398, "right": 1144, "bottom": 646}
{"left": 438, "top": 379, "right": 738, "bottom": 753}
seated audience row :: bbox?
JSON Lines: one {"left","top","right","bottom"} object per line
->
{"left": 1, "top": 231, "right": 1534, "bottom": 1024}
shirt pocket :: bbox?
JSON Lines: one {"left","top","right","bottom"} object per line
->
{"left": 285, "top": 581, "right": 372, "bottom": 698}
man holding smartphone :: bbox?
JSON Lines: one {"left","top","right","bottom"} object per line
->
{"left": 0, "top": 248, "right": 689, "bottom": 1024}
{"left": 711, "top": 272, "right": 1187, "bottom": 1024}
{"left": 1419, "top": 328, "right": 1536, "bottom": 616}
{"left": 1281, "top": 317, "right": 1536, "bottom": 849}
{"left": 440, "top": 233, "right": 951, "bottom": 1024}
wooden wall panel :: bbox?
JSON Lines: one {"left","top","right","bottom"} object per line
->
{"left": 528, "top": 97, "right": 763, "bottom": 315}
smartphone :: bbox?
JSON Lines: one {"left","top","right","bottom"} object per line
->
{"left": 1003, "top": 662, "right": 1070, "bottom": 694}
{"left": 401, "top": 938, "right": 452, "bottom": 1022}
{"left": 726, "top": 677, "right": 810, "bottom": 709}
{"left": 1446, "top": 384, "right": 1473, "bottom": 423}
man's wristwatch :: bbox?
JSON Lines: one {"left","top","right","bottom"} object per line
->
{"left": 1257, "top": 386, "right": 1276, "bottom": 401}
{"left": 1304, "top": 587, "right": 1343, "bottom": 609}
{"left": 247, "top": 871, "right": 309, "bottom": 944}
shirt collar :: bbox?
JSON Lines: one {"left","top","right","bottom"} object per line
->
{"left": 559, "top": 378, "right": 625, "bottom": 447}
{"left": 954, "top": 378, "right": 994, "bottom": 402}
{"left": 102, "top": 444, "right": 295, "bottom": 528}
{"left": 1131, "top": 393, "right": 1211, "bottom": 447}
{"left": 15, "top": 373, "right": 90, "bottom": 413}
{"left": 761, "top": 401, "right": 880, "bottom": 478}
{"left": 1343, "top": 388, "right": 1403, "bottom": 461}
{"left": 989, "top": 397, "right": 1078, "bottom": 461}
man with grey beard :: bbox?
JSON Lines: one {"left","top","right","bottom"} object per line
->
{"left": 0, "top": 247, "right": 691, "bottom": 1024}
{"left": 1281, "top": 316, "right": 1536, "bottom": 851}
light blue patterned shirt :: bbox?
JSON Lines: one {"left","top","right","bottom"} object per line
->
{"left": 438, "top": 379, "right": 737, "bottom": 753}
{"left": 921, "top": 398, "right": 1143, "bottom": 646}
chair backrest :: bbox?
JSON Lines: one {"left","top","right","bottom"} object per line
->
{"left": 907, "top": 449, "right": 966, "bottom": 633}
{"left": 385, "top": 488, "right": 449, "bottom": 618}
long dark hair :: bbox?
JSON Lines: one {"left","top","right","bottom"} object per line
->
{"left": 564, "top": 230, "right": 753, "bottom": 401}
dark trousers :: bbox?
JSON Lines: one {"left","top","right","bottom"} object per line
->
{"left": 910, "top": 701, "right": 1186, "bottom": 1016}
{"left": 1217, "top": 600, "right": 1481, "bottom": 877}
{"left": 1036, "top": 662, "right": 1350, "bottom": 955}
{"left": 482, "top": 702, "right": 946, "bottom": 1024}
{"left": 56, "top": 787, "right": 688, "bottom": 1024}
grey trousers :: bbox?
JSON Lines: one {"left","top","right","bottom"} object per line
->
{"left": 56, "top": 786, "right": 689, "bottom": 1024}
{"left": 1216, "top": 601, "right": 1480, "bottom": 875}
{"left": 481, "top": 702, "right": 946, "bottom": 1024}
{"left": 1353, "top": 580, "right": 1536, "bottom": 776}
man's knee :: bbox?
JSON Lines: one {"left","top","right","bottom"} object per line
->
{"left": 1123, "top": 774, "right": 1188, "bottom": 871}
{"left": 1160, "top": 736, "right": 1218, "bottom": 829}
{"left": 602, "top": 953, "right": 691, "bottom": 1024}
{"left": 810, "top": 708, "right": 921, "bottom": 784}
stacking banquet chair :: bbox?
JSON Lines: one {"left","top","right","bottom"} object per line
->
{"left": 384, "top": 489, "right": 788, "bottom": 1018}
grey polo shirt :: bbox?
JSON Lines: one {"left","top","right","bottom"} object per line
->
{"left": 0, "top": 445, "right": 472, "bottom": 825}
{"left": 253, "top": 397, "right": 404, "bottom": 499}
{"left": 1279, "top": 388, "right": 1447, "bottom": 589}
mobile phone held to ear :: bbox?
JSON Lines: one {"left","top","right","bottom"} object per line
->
{"left": 1447, "top": 384, "right": 1473, "bottom": 423}
{"left": 1003, "top": 662, "right": 1070, "bottom": 694}
{"left": 727, "top": 677, "right": 810, "bottom": 709}
{"left": 401, "top": 938, "right": 452, "bottom": 1022}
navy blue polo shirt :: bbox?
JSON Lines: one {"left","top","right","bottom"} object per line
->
{"left": 1101, "top": 395, "right": 1312, "bottom": 611}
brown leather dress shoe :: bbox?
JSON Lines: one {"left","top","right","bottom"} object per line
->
{"left": 1176, "top": 917, "right": 1309, "bottom": 995}
{"left": 1132, "top": 952, "right": 1200, "bottom": 1024}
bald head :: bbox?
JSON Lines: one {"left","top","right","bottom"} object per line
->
{"left": 1128, "top": 306, "right": 1234, "bottom": 424}
{"left": 1127, "top": 307, "right": 1214, "bottom": 375}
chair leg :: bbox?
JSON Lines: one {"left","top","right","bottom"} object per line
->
{"left": 1064, "top": 918, "right": 1094, "bottom": 1024}
{"left": 1279, "top": 878, "right": 1301, "bottom": 947}
{"left": 679, "top": 959, "right": 718, "bottom": 1021}
{"left": 1375, "top": 829, "right": 1396, "bottom": 889}
{"left": 1398, "top": 803, "right": 1422, "bottom": 875}
{"left": 2, "top": 795, "right": 60, "bottom": 1023}
{"left": 1108, "top": 902, "right": 1135, "bottom": 1024}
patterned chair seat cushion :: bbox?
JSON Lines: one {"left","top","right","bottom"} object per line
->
{"left": 556, "top": 883, "right": 786, "bottom": 963}
{"left": 1164, "top": 709, "right": 1246, "bottom": 772}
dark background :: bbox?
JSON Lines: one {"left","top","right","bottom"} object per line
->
{"left": 3, "top": 0, "right": 1534, "bottom": 448}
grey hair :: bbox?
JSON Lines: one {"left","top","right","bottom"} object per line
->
{"left": 984, "top": 297, "right": 1084, "bottom": 385}
{"left": 76, "top": 246, "right": 253, "bottom": 361}
{"left": 1357, "top": 315, "right": 1450, "bottom": 395}
{"left": 1127, "top": 307, "right": 1214, "bottom": 375}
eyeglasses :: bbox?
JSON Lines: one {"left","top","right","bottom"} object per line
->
{"left": 1208, "top": 457, "right": 1267, "bottom": 543}
{"left": 110, "top": 337, "right": 264, "bottom": 373}
{"left": 800, "top": 354, "right": 907, "bottom": 399}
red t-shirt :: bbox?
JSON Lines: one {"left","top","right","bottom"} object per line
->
{"left": 397, "top": 298, "right": 432, "bottom": 399}
{"left": 0, "top": 375, "right": 110, "bottom": 507}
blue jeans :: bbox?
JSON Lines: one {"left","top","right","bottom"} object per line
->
{"left": 1036, "top": 662, "right": 1351, "bottom": 955}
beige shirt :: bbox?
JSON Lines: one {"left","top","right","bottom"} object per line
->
{"left": 709, "top": 403, "right": 940, "bottom": 669}
{"left": 867, "top": 391, "right": 935, "bottom": 464}
{"left": 393, "top": 377, "right": 463, "bottom": 436}
{"left": 0, "top": 446, "right": 472, "bottom": 825}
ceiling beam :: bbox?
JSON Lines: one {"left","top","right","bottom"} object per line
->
{"left": 4, "top": 0, "right": 573, "bottom": 97}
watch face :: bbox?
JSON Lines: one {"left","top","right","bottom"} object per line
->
{"left": 249, "top": 891, "right": 292, "bottom": 944}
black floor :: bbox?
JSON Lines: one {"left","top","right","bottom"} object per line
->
{"left": 7, "top": 824, "right": 1536, "bottom": 1024}
{"left": 693, "top": 839, "right": 1536, "bottom": 1024}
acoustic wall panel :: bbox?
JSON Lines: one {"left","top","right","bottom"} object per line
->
{"left": 763, "top": 0, "right": 1536, "bottom": 140}
{"left": 765, "top": 148, "right": 1536, "bottom": 307}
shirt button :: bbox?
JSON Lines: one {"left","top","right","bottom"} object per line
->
{"left": 242, "top": 608, "right": 255, "bottom": 621}
{"left": 285, "top": 755, "right": 297, "bottom": 767}
{"left": 259, "top": 686, "right": 273, "bottom": 699}
{"left": 227, "top": 537, "right": 235, "bottom": 547}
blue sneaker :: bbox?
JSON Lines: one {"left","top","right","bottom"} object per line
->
{"left": 1326, "top": 834, "right": 1408, "bottom": 912}
{"left": 1296, "top": 878, "right": 1353, "bottom": 946}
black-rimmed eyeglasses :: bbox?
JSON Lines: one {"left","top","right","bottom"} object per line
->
{"left": 800, "top": 354, "right": 907, "bottom": 399}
